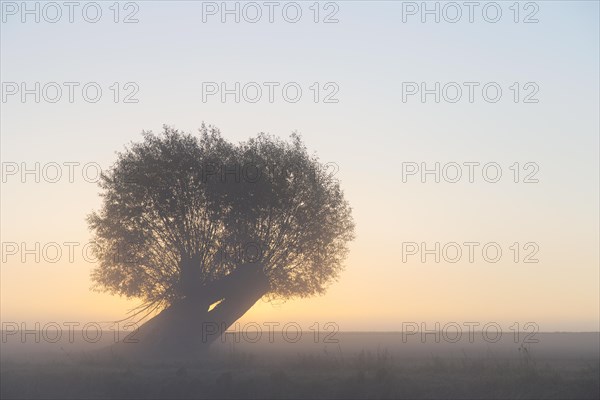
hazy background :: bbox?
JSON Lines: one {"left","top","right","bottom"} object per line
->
{"left": 1, "top": 1, "right": 598, "bottom": 332}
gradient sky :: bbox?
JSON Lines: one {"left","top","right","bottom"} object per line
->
{"left": 1, "top": 1, "right": 598, "bottom": 332}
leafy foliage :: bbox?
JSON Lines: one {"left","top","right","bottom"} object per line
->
{"left": 88, "top": 125, "right": 354, "bottom": 309}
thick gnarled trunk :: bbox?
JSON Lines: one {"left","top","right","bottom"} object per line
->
{"left": 110, "top": 263, "right": 269, "bottom": 360}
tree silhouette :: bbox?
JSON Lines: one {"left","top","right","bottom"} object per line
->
{"left": 88, "top": 125, "right": 354, "bottom": 358}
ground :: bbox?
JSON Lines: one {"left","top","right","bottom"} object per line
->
{"left": 1, "top": 332, "right": 598, "bottom": 399}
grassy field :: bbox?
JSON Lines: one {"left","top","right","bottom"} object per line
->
{"left": 1, "top": 332, "right": 599, "bottom": 399}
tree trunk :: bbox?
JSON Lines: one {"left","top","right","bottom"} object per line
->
{"left": 109, "top": 263, "right": 269, "bottom": 361}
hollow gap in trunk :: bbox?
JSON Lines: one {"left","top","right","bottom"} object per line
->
{"left": 208, "top": 298, "right": 224, "bottom": 312}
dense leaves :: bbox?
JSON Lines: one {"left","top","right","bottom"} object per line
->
{"left": 88, "top": 125, "right": 354, "bottom": 310}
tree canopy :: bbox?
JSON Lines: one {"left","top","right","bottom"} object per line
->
{"left": 88, "top": 125, "right": 355, "bottom": 315}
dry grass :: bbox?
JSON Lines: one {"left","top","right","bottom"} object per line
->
{"left": 1, "top": 345, "right": 598, "bottom": 399}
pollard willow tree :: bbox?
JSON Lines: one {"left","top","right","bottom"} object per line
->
{"left": 89, "top": 125, "right": 354, "bottom": 358}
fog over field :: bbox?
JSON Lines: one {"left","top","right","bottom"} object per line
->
{"left": 2, "top": 331, "right": 599, "bottom": 399}
{"left": 2, "top": 331, "right": 600, "bottom": 361}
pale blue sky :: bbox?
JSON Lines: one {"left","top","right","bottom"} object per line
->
{"left": 1, "top": 1, "right": 599, "bottom": 331}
